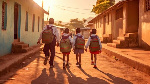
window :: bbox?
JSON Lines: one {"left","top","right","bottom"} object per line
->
{"left": 25, "top": 11, "right": 28, "bottom": 31}
{"left": 32, "top": 14, "right": 35, "bottom": 32}
{"left": 116, "top": 7, "right": 123, "bottom": 20}
{"left": 2, "top": 1, "right": 7, "bottom": 30}
{"left": 38, "top": 16, "right": 40, "bottom": 32}
{"left": 145, "top": 0, "right": 150, "bottom": 11}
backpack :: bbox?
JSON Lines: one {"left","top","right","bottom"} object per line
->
{"left": 42, "top": 25, "right": 54, "bottom": 44}
{"left": 60, "top": 35, "right": 71, "bottom": 52}
{"left": 89, "top": 35, "right": 100, "bottom": 52}
{"left": 75, "top": 35, "right": 85, "bottom": 49}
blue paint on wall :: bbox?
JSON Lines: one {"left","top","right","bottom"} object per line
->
{"left": 18, "top": 5, "right": 21, "bottom": 39}
{"left": 0, "top": 33, "right": 13, "bottom": 56}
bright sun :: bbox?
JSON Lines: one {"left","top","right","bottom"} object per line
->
{"left": 33, "top": 0, "right": 55, "bottom": 11}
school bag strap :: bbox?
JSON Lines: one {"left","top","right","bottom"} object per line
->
{"left": 62, "top": 35, "right": 70, "bottom": 39}
{"left": 90, "top": 35, "right": 98, "bottom": 39}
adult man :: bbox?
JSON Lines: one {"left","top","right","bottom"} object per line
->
{"left": 37, "top": 18, "right": 59, "bottom": 68}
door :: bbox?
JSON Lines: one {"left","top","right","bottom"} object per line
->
{"left": 103, "top": 16, "right": 106, "bottom": 34}
{"left": 14, "top": 3, "right": 21, "bottom": 42}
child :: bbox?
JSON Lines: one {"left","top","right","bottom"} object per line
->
{"left": 60, "top": 28, "right": 72, "bottom": 68}
{"left": 85, "top": 29, "right": 102, "bottom": 68}
{"left": 73, "top": 28, "right": 85, "bottom": 68}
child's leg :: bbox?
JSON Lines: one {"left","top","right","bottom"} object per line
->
{"left": 63, "top": 54, "right": 65, "bottom": 67}
{"left": 91, "top": 54, "right": 94, "bottom": 65}
{"left": 67, "top": 54, "right": 69, "bottom": 64}
{"left": 76, "top": 53, "right": 78, "bottom": 63}
{"left": 94, "top": 54, "right": 97, "bottom": 65}
{"left": 79, "top": 53, "right": 81, "bottom": 67}
{"left": 91, "top": 54, "right": 93, "bottom": 61}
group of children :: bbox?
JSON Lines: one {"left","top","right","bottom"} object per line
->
{"left": 60, "top": 28, "right": 102, "bottom": 69}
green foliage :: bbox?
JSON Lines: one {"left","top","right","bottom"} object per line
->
{"left": 92, "top": 0, "right": 115, "bottom": 14}
{"left": 54, "top": 18, "right": 85, "bottom": 30}
{"left": 69, "top": 18, "right": 84, "bottom": 29}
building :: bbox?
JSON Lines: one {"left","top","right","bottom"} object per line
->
{"left": 0, "top": 0, "right": 49, "bottom": 56}
{"left": 80, "top": 28, "right": 91, "bottom": 39}
{"left": 88, "top": 0, "right": 139, "bottom": 48}
{"left": 139, "top": 0, "right": 150, "bottom": 49}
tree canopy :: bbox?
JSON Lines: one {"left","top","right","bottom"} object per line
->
{"left": 92, "top": 0, "right": 115, "bottom": 14}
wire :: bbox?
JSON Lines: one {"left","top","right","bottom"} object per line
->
{"left": 55, "top": 6, "right": 95, "bottom": 15}
{"left": 55, "top": 4, "right": 92, "bottom": 10}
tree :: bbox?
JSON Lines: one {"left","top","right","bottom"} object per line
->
{"left": 92, "top": 0, "right": 115, "bottom": 14}
{"left": 68, "top": 18, "right": 84, "bottom": 29}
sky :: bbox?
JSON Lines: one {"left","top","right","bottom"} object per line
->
{"left": 33, "top": 0, "right": 121, "bottom": 22}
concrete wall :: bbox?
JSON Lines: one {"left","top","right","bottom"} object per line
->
{"left": 139, "top": 0, "right": 150, "bottom": 49}
{"left": 0, "top": 0, "right": 14, "bottom": 56}
{"left": 105, "top": 13, "right": 112, "bottom": 35}
{"left": 126, "top": 0, "right": 139, "bottom": 33}
{"left": 0, "top": 0, "right": 45, "bottom": 56}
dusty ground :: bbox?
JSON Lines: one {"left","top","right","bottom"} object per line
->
{"left": 0, "top": 47, "right": 150, "bottom": 84}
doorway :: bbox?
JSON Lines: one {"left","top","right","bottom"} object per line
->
{"left": 14, "top": 3, "right": 21, "bottom": 42}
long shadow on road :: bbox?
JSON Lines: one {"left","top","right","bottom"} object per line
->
{"left": 31, "top": 54, "right": 132, "bottom": 84}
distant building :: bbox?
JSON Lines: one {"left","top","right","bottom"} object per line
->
{"left": 0, "top": 0, "right": 49, "bottom": 56}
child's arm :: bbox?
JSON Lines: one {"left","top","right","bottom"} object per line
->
{"left": 97, "top": 36, "right": 102, "bottom": 50}
{"left": 69, "top": 36, "right": 73, "bottom": 44}
{"left": 85, "top": 37, "right": 91, "bottom": 49}
{"left": 72, "top": 36, "right": 76, "bottom": 49}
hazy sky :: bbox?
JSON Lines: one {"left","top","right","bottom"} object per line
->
{"left": 34, "top": 0, "right": 121, "bottom": 22}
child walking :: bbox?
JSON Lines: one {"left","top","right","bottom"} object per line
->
{"left": 60, "top": 28, "right": 72, "bottom": 68}
{"left": 85, "top": 29, "right": 102, "bottom": 68}
{"left": 73, "top": 28, "right": 85, "bottom": 68}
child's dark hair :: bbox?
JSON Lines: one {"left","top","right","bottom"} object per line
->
{"left": 49, "top": 18, "right": 54, "bottom": 24}
{"left": 64, "top": 28, "right": 69, "bottom": 34}
{"left": 92, "top": 29, "right": 96, "bottom": 34}
{"left": 76, "top": 28, "right": 80, "bottom": 33}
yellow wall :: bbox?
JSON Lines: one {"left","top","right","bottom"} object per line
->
{"left": 139, "top": 0, "right": 150, "bottom": 49}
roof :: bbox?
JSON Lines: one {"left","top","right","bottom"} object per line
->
{"left": 88, "top": 0, "right": 127, "bottom": 23}
{"left": 32, "top": 0, "right": 49, "bottom": 15}
{"left": 55, "top": 26, "right": 66, "bottom": 29}
{"left": 80, "top": 27, "right": 91, "bottom": 30}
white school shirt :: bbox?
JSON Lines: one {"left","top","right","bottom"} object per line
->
{"left": 72, "top": 33, "right": 84, "bottom": 48}
{"left": 38, "top": 24, "right": 60, "bottom": 43}
{"left": 85, "top": 34, "right": 102, "bottom": 49}
{"left": 62, "top": 33, "right": 73, "bottom": 44}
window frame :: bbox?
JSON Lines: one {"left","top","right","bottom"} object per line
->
{"left": 32, "top": 14, "right": 35, "bottom": 32}
{"left": 25, "top": 11, "right": 28, "bottom": 31}
{"left": 2, "top": 1, "right": 7, "bottom": 30}
{"left": 145, "top": 0, "right": 150, "bottom": 11}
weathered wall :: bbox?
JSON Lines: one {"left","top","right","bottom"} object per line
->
{"left": 96, "top": 17, "right": 103, "bottom": 38}
{"left": 139, "top": 0, "right": 150, "bottom": 49}
{"left": 105, "top": 13, "right": 112, "bottom": 35}
{"left": 126, "top": 0, "right": 139, "bottom": 33}
{"left": 0, "top": 0, "right": 45, "bottom": 56}
{"left": 0, "top": 0, "right": 14, "bottom": 56}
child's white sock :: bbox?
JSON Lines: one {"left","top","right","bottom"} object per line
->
{"left": 94, "top": 63, "right": 96, "bottom": 65}
{"left": 91, "top": 60, "right": 93, "bottom": 62}
{"left": 63, "top": 61, "right": 65, "bottom": 63}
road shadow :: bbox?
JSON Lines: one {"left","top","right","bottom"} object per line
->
{"left": 95, "top": 68, "right": 132, "bottom": 84}
{"left": 78, "top": 67, "right": 109, "bottom": 84}
{"left": 56, "top": 55, "right": 109, "bottom": 84}
{"left": 31, "top": 68, "right": 49, "bottom": 84}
